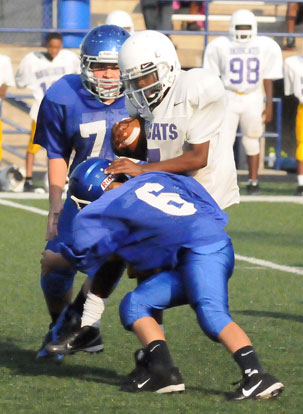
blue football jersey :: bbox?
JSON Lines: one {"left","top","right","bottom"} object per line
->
{"left": 34, "top": 74, "right": 129, "bottom": 174}
{"left": 61, "top": 172, "right": 230, "bottom": 277}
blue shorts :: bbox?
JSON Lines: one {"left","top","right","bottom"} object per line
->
{"left": 120, "top": 240, "right": 234, "bottom": 340}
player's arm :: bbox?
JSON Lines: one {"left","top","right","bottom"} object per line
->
{"left": 47, "top": 157, "right": 69, "bottom": 241}
{"left": 0, "top": 84, "right": 7, "bottom": 99}
{"left": 263, "top": 78, "right": 273, "bottom": 123}
{"left": 105, "top": 141, "right": 210, "bottom": 176}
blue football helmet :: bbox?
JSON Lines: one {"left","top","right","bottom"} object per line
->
{"left": 69, "top": 157, "right": 127, "bottom": 209}
{"left": 80, "top": 24, "right": 130, "bottom": 100}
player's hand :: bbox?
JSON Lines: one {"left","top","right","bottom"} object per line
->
{"left": 105, "top": 158, "right": 146, "bottom": 177}
{"left": 262, "top": 105, "right": 273, "bottom": 123}
{"left": 46, "top": 203, "right": 63, "bottom": 241}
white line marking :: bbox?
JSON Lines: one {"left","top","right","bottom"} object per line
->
{"left": 240, "top": 196, "right": 303, "bottom": 204}
{"left": 235, "top": 254, "right": 303, "bottom": 276}
{"left": 0, "top": 199, "right": 48, "bottom": 216}
{"left": 0, "top": 192, "right": 49, "bottom": 199}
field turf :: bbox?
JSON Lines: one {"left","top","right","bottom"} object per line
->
{"left": 0, "top": 192, "right": 302, "bottom": 413}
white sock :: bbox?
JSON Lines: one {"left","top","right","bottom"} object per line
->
{"left": 81, "top": 291, "right": 108, "bottom": 328}
{"left": 297, "top": 175, "right": 303, "bottom": 186}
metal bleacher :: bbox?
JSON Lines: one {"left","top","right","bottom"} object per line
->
{"left": 0, "top": 0, "right": 299, "bottom": 172}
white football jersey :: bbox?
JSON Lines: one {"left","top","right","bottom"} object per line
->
{"left": 203, "top": 36, "right": 283, "bottom": 93}
{"left": 15, "top": 49, "right": 80, "bottom": 120}
{"left": 284, "top": 55, "right": 303, "bottom": 103}
{"left": 127, "top": 68, "right": 239, "bottom": 209}
{"left": 0, "top": 54, "right": 15, "bottom": 101}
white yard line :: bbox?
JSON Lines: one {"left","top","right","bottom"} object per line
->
{"left": 235, "top": 254, "right": 303, "bottom": 276}
{"left": 240, "top": 195, "right": 303, "bottom": 204}
{"left": 0, "top": 198, "right": 48, "bottom": 216}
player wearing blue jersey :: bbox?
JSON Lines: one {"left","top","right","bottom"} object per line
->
{"left": 41, "top": 158, "right": 284, "bottom": 400}
{"left": 34, "top": 25, "right": 130, "bottom": 359}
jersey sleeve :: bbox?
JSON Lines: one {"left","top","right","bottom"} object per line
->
{"left": 262, "top": 38, "right": 283, "bottom": 80}
{"left": 186, "top": 69, "right": 226, "bottom": 144}
{"left": 60, "top": 209, "right": 128, "bottom": 277}
{"left": 283, "top": 57, "right": 295, "bottom": 96}
{"left": 203, "top": 38, "right": 222, "bottom": 76}
{"left": 15, "top": 54, "right": 32, "bottom": 88}
{"left": 0, "top": 56, "right": 15, "bottom": 87}
{"left": 34, "top": 94, "right": 72, "bottom": 159}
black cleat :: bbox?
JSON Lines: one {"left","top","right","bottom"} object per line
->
{"left": 232, "top": 372, "right": 284, "bottom": 401}
{"left": 35, "top": 323, "right": 64, "bottom": 361}
{"left": 282, "top": 37, "right": 296, "bottom": 51}
{"left": 121, "top": 365, "right": 185, "bottom": 393}
{"left": 294, "top": 185, "right": 303, "bottom": 196}
{"left": 23, "top": 180, "right": 36, "bottom": 192}
{"left": 246, "top": 183, "right": 260, "bottom": 195}
{"left": 45, "top": 325, "right": 104, "bottom": 355}
{"left": 123, "top": 348, "right": 149, "bottom": 384}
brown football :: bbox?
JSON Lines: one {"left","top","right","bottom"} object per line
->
{"left": 111, "top": 117, "right": 147, "bottom": 160}
{"left": 111, "top": 118, "right": 141, "bottom": 151}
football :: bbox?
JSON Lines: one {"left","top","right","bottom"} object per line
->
{"left": 111, "top": 117, "right": 147, "bottom": 160}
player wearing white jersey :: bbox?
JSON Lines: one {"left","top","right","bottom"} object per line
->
{"left": 284, "top": 54, "right": 303, "bottom": 196}
{"left": 203, "top": 9, "right": 283, "bottom": 194}
{"left": 15, "top": 33, "right": 80, "bottom": 191}
{"left": 106, "top": 30, "right": 239, "bottom": 210}
{"left": 0, "top": 54, "right": 15, "bottom": 163}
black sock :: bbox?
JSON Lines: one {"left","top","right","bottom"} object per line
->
{"left": 233, "top": 346, "right": 264, "bottom": 377}
{"left": 146, "top": 340, "right": 174, "bottom": 369}
{"left": 25, "top": 177, "right": 33, "bottom": 183}
{"left": 70, "top": 285, "right": 86, "bottom": 315}
{"left": 50, "top": 311, "right": 61, "bottom": 324}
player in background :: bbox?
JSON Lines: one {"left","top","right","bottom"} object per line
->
{"left": 41, "top": 158, "right": 284, "bottom": 400}
{"left": 106, "top": 30, "right": 239, "bottom": 211}
{"left": 33, "top": 25, "right": 130, "bottom": 360}
{"left": 203, "top": 9, "right": 283, "bottom": 194}
{"left": 0, "top": 54, "right": 15, "bottom": 165}
{"left": 284, "top": 52, "right": 303, "bottom": 196}
{"left": 15, "top": 32, "right": 80, "bottom": 192}
{"left": 105, "top": 10, "right": 135, "bottom": 34}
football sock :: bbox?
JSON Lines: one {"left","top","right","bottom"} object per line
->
{"left": 50, "top": 311, "right": 61, "bottom": 324}
{"left": 297, "top": 174, "right": 303, "bottom": 186}
{"left": 248, "top": 179, "right": 258, "bottom": 186}
{"left": 70, "top": 285, "right": 86, "bottom": 315}
{"left": 146, "top": 340, "right": 174, "bottom": 369}
{"left": 25, "top": 177, "right": 33, "bottom": 184}
{"left": 233, "top": 345, "right": 264, "bottom": 377}
{"left": 81, "top": 291, "right": 108, "bottom": 328}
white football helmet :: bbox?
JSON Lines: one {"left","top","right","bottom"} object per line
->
{"left": 230, "top": 9, "right": 257, "bottom": 43}
{"left": 118, "top": 30, "right": 181, "bottom": 113}
{"left": 105, "top": 10, "right": 135, "bottom": 34}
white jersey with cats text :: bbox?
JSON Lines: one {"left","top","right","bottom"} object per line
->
{"left": 127, "top": 68, "right": 240, "bottom": 209}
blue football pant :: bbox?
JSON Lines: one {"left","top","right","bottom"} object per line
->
{"left": 120, "top": 240, "right": 234, "bottom": 341}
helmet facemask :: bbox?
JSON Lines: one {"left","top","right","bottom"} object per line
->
{"left": 122, "top": 61, "right": 172, "bottom": 111}
{"left": 81, "top": 53, "right": 122, "bottom": 101}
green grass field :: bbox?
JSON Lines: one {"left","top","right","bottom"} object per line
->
{"left": 0, "top": 193, "right": 302, "bottom": 413}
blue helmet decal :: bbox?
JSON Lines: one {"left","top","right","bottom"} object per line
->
{"left": 68, "top": 157, "right": 127, "bottom": 209}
